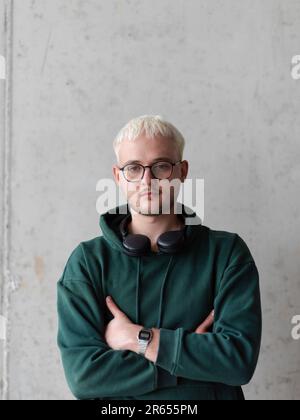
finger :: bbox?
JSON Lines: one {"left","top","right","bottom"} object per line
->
{"left": 195, "top": 310, "right": 214, "bottom": 334}
{"left": 105, "top": 296, "right": 123, "bottom": 318}
{"left": 200, "top": 310, "right": 214, "bottom": 327}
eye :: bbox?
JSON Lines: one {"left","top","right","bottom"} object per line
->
{"left": 154, "top": 163, "right": 171, "bottom": 170}
{"left": 127, "top": 165, "right": 141, "bottom": 173}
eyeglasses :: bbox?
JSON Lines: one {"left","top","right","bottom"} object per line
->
{"left": 118, "top": 160, "right": 183, "bottom": 182}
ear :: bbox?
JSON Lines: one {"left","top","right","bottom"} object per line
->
{"left": 112, "top": 165, "right": 121, "bottom": 185}
{"left": 180, "top": 160, "right": 189, "bottom": 182}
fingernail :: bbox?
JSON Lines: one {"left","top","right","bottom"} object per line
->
{"left": 106, "top": 296, "right": 111, "bottom": 301}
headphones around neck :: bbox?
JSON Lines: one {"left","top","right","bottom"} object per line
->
{"left": 119, "top": 212, "right": 187, "bottom": 257}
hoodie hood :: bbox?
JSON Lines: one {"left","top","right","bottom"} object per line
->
{"left": 99, "top": 202, "right": 202, "bottom": 254}
{"left": 99, "top": 202, "right": 202, "bottom": 327}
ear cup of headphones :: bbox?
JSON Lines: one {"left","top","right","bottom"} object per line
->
{"left": 119, "top": 214, "right": 151, "bottom": 256}
{"left": 123, "top": 233, "right": 152, "bottom": 257}
{"left": 157, "top": 228, "right": 186, "bottom": 254}
{"left": 119, "top": 212, "right": 186, "bottom": 256}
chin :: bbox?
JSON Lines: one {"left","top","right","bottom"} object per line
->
{"left": 138, "top": 205, "right": 161, "bottom": 216}
{"left": 140, "top": 203, "right": 173, "bottom": 216}
{"left": 129, "top": 195, "right": 174, "bottom": 216}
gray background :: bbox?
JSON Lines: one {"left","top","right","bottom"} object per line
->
{"left": 1, "top": 0, "right": 300, "bottom": 400}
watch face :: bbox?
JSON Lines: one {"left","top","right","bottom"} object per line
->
{"left": 139, "top": 330, "right": 151, "bottom": 340}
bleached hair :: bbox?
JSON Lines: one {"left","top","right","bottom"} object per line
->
{"left": 113, "top": 115, "right": 185, "bottom": 161}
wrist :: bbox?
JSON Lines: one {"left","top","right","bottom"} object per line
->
{"left": 127, "top": 324, "right": 144, "bottom": 353}
{"left": 145, "top": 328, "right": 160, "bottom": 363}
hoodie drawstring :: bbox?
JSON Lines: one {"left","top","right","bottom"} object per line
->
{"left": 135, "top": 257, "right": 141, "bottom": 325}
{"left": 135, "top": 255, "right": 175, "bottom": 329}
{"left": 156, "top": 255, "right": 174, "bottom": 329}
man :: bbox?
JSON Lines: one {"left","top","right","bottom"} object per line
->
{"left": 57, "top": 115, "right": 262, "bottom": 400}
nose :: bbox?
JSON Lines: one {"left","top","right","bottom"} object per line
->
{"left": 141, "top": 166, "right": 153, "bottom": 185}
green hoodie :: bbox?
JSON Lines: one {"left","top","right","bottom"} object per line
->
{"left": 57, "top": 203, "right": 262, "bottom": 400}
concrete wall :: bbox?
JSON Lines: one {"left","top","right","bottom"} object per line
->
{"left": 0, "top": 0, "right": 4, "bottom": 399}
{"left": 0, "top": 0, "right": 300, "bottom": 400}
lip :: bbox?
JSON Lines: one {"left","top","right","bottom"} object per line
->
{"left": 140, "top": 192, "right": 154, "bottom": 197}
{"left": 139, "top": 191, "right": 159, "bottom": 197}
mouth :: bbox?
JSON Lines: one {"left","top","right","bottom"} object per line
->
{"left": 139, "top": 190, "right": 160, "bottom": 196}
{"left": 140, "top": 192, "right": 155, "bottom": 199}
{"left": 139, "top": 190, "right": 160, "bottom": 198}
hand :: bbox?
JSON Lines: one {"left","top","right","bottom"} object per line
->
{"left": 104, "top": 296, "right": 143, "bottom": 351}
{"left": 194, "top": 310, "right": 214, "bottom": 334}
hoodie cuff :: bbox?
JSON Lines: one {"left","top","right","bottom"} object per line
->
{"left": 155, "top": 328, "right": 182, "bottom": 375}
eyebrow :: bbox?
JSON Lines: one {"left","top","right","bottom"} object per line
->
{"left": 121, "top": 157, "right": 174, "bottom": 166}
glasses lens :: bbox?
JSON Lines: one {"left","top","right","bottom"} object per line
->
{"left": 123, "top": 164, "right": 144, "bottom": 181}
{"left": 152, "top": 162, "right": 173, "bottom": 179}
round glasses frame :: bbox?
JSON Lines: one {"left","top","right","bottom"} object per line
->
{"left": 118, "top": 160, "right": 183, "bottom": 183}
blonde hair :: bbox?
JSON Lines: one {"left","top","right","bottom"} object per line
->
{"left": 113, "top": 115, "right": 185, "bottom": 161}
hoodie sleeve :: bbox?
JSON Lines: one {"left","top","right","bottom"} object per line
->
{"left": 57, "top": 244, "right": 176, "bottom": 400}
{"left": 154, "top": 234, "right": 262, "bottom": 387}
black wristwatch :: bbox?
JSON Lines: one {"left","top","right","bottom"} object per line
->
{"left": 137, "top": 327, "right": 153, "bottom": 355}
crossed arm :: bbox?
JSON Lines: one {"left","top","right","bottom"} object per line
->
{"left": 104, "top": 295, "right": 214, "bottom": 363}
{"left": 58, "top": 259, "right": 261, "bottom": 399}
